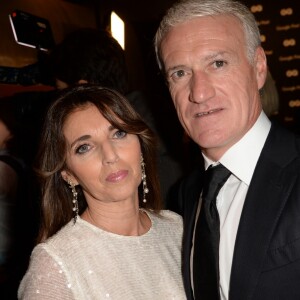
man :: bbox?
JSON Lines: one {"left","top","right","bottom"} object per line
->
{"left": 154, "top": 0, "right": 300, "bottom": 299}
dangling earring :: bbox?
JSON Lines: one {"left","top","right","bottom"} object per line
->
{"left": 141, "top": 155, "right": 149, "bottom": 203}
{"left": 68, "top": 180, "right": 78, "bottom": 224}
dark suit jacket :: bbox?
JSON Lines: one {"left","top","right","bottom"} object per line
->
{"left": 175, "top": 123, "right": 300, "bottom": 300}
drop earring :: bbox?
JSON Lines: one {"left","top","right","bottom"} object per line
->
{"left": 141, "top": 155, "right": 149, "bottom": 203}
{"left": 68, "top": 180, "right": 78, "bottom": 224}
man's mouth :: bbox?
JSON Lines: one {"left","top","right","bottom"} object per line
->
{"left": 194, "top": 108, "right": 222, "bottom": 118}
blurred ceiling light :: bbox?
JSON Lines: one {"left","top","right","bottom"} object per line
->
{"left": 111, "top": 11, "right": 125, "bottom": 50}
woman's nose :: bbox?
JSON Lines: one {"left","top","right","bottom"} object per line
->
{"left": 102, "top": 143, "right": 119, "bottom": 165}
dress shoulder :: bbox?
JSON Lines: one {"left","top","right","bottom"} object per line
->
{"left": 18, "top": 244, "right": 74, "bottom": 299}
{"left": 148, "top": 209, "right": 183, "bottom": 238}
{"left": 159, "top": 209, "right": 183, "bottom": 223}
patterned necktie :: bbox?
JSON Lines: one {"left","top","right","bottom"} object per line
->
{"left": 193, "top": 164, "right": 231, "bottom": 300}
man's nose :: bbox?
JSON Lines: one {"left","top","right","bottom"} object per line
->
{"left": 189, "top": 71, "right": 215, "bottom": 103}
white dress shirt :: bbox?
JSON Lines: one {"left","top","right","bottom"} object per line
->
{"left": 194, "top": 111, "right": 271, "bottom": 300}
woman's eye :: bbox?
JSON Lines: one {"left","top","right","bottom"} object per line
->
{"left": 114, "top": 130, "right": 127, "bottom": 139}
{"left": 75, "top": 144, "right": 90, "bottom": 154}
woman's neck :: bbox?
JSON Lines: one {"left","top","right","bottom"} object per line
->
{"left": 81, "top": 204, "right": 151, "bottom": 236}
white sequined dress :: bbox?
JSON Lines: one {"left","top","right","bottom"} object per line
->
{"left": 18, "top": 210, "right": 186, "bottom": 300}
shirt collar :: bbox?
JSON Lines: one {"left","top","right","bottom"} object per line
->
{"left": 203, "top": 111, "right": 271, "bottom": 185}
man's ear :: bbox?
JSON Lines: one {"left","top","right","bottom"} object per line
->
{"left": 255, "top": 47, "right": 268, "bottom": 90}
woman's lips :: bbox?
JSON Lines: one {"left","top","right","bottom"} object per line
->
{"left": 106, "top": 170, "right": 128, "bottom": 183}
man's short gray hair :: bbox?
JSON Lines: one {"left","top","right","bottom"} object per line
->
{"left": 154, "top": 0, "right": 261, "bottom": 71}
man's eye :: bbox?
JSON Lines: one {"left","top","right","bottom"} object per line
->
{"left": 214, "top": 60, "right": 225, "bottom": 68}
{"left": 114, "top": 130, "right": 127, "bottom": 139}
{"left": 172, "top": 70, "right": 185, "bottom": 78}
{"left": 76, "top": 144, "right": 90, "bottom": 154}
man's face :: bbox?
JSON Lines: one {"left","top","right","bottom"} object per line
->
{"left": 160, "top": 15, "right": 267, "bottom": 161}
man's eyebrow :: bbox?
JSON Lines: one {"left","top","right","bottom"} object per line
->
{"left": 203, "top": 51, "right": 228, "bottom": 61}
{"left": 165, "top": 51, "right": 229, "bottom": 74}
{"left": 165, "top": 65, "right": 186, "bottom": 75}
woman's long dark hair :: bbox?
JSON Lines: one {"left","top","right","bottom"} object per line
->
{"left": 36, "top": 84, "right": 162, "bottom": 242}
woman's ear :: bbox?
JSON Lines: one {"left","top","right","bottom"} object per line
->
{"left": 61, "top": 170, "right": 68, "bottom": 182}
{"left": 61, "top": 170, "right": 78, "bottom": 185}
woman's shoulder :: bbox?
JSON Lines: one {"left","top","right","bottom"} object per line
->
{"left": 146, "top": 210, "right": 183, "bottom": 243}
{"left": 147, "top": 209, "right": 183, "bottom": 230}
{"left": 38, "top": 219, "right": 86, "bottom": 252}
{"left": 159, "top": 209, "right": 183, "bottom": 222}
{"left": 18, "top": 239, "right": 74, "bottom": 299}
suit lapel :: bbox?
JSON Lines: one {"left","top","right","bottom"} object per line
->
{"left": 229, "top": 124, "right": 299, "bottom": 300}
{"left": 181, "top": 168, "right": 204, "bottom": 300}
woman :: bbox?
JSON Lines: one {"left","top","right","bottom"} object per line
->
{"left": 18, "top": 85, "right": 185, "bottom": 299}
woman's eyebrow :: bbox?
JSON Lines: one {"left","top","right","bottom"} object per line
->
{"left": 70, "top": 135, "right": 91, "bottom": 148}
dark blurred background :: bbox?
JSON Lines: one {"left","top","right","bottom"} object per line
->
{"left": 0, "top": 2, "right": 298, "bottom": 298}
{"left": 0, "top": 0, "right": 299, "bottom": 133}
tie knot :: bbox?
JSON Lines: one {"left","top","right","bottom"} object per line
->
{"left": 202, "top": 164, "right": 231, "bottom": 201}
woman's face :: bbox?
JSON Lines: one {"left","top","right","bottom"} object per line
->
{"left": 61, "top": 104, "right": 142, "bottom": 206}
